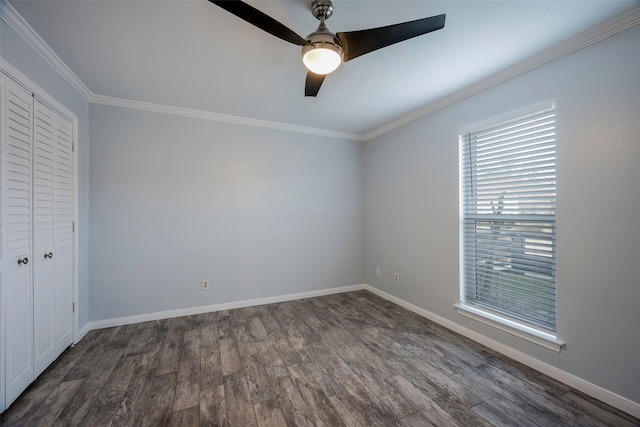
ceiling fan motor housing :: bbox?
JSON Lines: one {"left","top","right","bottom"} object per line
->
{"left": 210, "top": 0, "right": 446, "bottom": 93}
{"left": 303, "top": 0, "right": 343, "bottom": 74}
{"left": 311, "top": 0, "right": 334, "bottom": 20}
{"left": 303, "top": 30, "right": 343, "bottom": 55}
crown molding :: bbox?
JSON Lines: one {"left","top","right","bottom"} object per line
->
{"left": 362, "top": 6, "right": 640, "bottom": 142}
{"left": 0, "top": 0, "right": 93, "bottom": 101}
{"left": 0, "top": 0, "right": 361, "bottom": 142}
{"left": 91, "top": 95, "right": 364, "bottom": 141}
{"left": 3, "top": 0, "right": 637, "bottom": 142}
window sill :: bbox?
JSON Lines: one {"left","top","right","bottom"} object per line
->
{"left": 454, "top": 303, "right": 565, "bottom": 352}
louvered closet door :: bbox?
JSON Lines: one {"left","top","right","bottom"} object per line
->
{"left": 2, "top": 78, "right": 34, "bottom": 404}
{"left": 32, "top": 99, "right": 56, "bottom": 377}
{"left": 53, "top": 110, "right": 73, "bottom": 354}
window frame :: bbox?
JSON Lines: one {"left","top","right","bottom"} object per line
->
{"left": 457, "top": 101, "right": 565, "bottom": 352}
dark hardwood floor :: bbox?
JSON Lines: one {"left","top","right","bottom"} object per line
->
{"left": 2, "top": 290, "right": 638, "bottom": 426}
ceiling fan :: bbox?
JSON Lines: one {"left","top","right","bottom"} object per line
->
{"left": 210, "top": 0, "right": 446, "bottom": 97}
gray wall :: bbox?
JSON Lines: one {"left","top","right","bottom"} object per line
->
{"left": 1, "top": 21, "right": 91, "bottom": 331}
{"left": 364, "top": 25, "right": 640, "bottom": 403}
{"left": 89, "top": 104, "right": 364, "bottom": 321}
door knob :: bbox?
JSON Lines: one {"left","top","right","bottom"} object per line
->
{"left": 44, "top": 252, "right": 53, "bottom": 259}
{"left": 17, "top": 257, "right": 29, "bottom": 265}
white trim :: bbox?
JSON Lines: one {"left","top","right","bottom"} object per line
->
{"left": 458, "top": 100, "right": 555, "bottom": 136}
{"left": 363, "top": 285, "right": 640, "bottom": 419}
{"left": 362, "top": 7, "right": 640, "bottom": 141}
{"left": 75, "top": 323, "right": 90, "bottom": 344}
{"left": 0, "top": 0, "right": 92, "bottom": 101}
{"left": 71, "top": 102, "right": 80, "bottom": 347}
{"left": 61, "top": 282, "right": 640, "bottom": 417}
{"left": 88, "top": 284, "right": 366, "bottom": 330}
{"left": 0, "top": 73, "right": 5, "bottom": 413}
{"left": 3, "top": 0, "right": 637, "bottom": 142}
{"left": 0, "top": 59, "right": 75, "bottom": 121}
{"left": 454, "top": 303, "right": 565, "bottom": 352}
{"left": 91, "top": 95, "right": 363, "bottom": 142}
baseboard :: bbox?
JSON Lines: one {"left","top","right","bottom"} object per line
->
{"left": 363, "top": 284, "right": 640, "bottom": 419}
{"left": 75, "top": 323, "right": 91, "bottom": 344}
{"left": 88, "top": 284, "right": 367, "bottom": 331}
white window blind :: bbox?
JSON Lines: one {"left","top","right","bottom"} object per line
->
{"left": 460, "top": 105, "right": 557, "bottom": 332}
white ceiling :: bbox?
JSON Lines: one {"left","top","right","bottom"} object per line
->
{"left": 7, "top": 0, "right": 638, "bottom": 136}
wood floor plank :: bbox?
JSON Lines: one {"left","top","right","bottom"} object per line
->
{"left": 3, "top": 290, "right": 639, "bottom": 427}
{"left": 242, "top": 352, "right": 278, "bottom": 403}
{"left": 61, "top": 332, "right": 111, "bottom": 382}
{"left": 140, "top": 338, "right": 165, "bottom": 372}
{"left": 254, "top": 399, "right": 288, "bottom": 427}
{"left": 254, "top": 340, "right": 289, "bottom": 380}
{"left": 572, "top": 413, "right": 618, "bottom": 427}
{"left": 21, "top": 379, "right": 84, "bottom": 426}
{"left": 399, "top": 411, "right": 437, "bottom": 427}
{"left": 45, "top": 329, "right": 103, "bottom": 378}
{"left": 432, "top": 393, "right": 491, "bottom": 427}
{"left": 454, "top": 365, "right": 551, "bottom": 427}
{"left": 275, "top": 376, "right": 316, "bottom": 427}
{"left": 200, "top": 385, "right": 228, "bottom": 427}
{"left": 476, "top": 361, "right": 581, "bottom": 422}
{"left": 228, "top": 308, "right": 246, "bottom": 327}
{"left": 224, "top": 372, "right": 258, "bottom": 427}
{"left": 174, "top": 358, "right": 202, "bottom": 411}
{"left": 561, "top": 391, "right": 640, "bottom": 427}
{"left": 156, "top": 322, "right": 183, "bottom": 375}
{"left": 54, "top": 347, "right": 125, "bottom": 425}
{"left": 110, "top": 367, "right": 154, "bottom": 427}
{"left": 471, "top": 401, "right": 523, "bottom": 426}
{"left": 182, "top": 328, "right": 202, "bottom": 361}
{"left": 80, "top": 354, "right": 142, "bottom": 426}
{"left": 140, "top": 372, "right": 178, "bottom": 427}
{"left": 201, "top": 346, "right": 224, "bottom": 389}
{"left": 288, "top": 370, "right": 346, "bottom": 427}
{"left": 347, "top": 365, "right": 417, "bottom": 419}
{"left": 391, "top": 375, "right": 458, "bottom": 426}
{"left": 170, "top": 406, "right": 200, "bottom": 427}
{"left": 216, "top": 312, "right": 231, "bottom": 340}
{"left": 477, "top": 347, "right": 571, "bottom": 399}
{"left": 257, "top": 311, "right": 283, "bottom": 335}
{"left": 247, "top": 317, "right": 269, "bottom": 342}
{"left": 269, "top": 330, "right": 303, "bottom": 366}
{"left": 111, "top": 324, "right": 141, "bottom": 350}
{"left": 123, "top": 327, "right": 153, "bottom": 357}
{"left": 200, "top": 315, "right": 219, "bottom": 349}
{"left": 287, "top": 363, "right": 347, "bottom": 398}
{"left": 233, "top": 323, "right": 258, "bottom": 357}
{"left": 219, "top": 338, "right": 242, "bottom": 376}
{"left": 328, "top": 394, "right": 369, "bottom": 427}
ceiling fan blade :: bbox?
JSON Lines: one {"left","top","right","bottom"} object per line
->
{"left": 337, "top": 14, "right": 446, "bottom": 62}
{"left": 305, "top": 72, "right": 326, "bottom": 97}
{"left": 210, "top": 0, "right": 307, "bottom": 46}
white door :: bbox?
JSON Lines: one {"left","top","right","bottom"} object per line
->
{"left": 0, "top": 74, "right": 4, "bottom": 414}
{"left": 53, "top": 111, "right": 73, "bottom": 354}
{"left": 32, "top": 99, "right": 56, "bottom": 377}
{"left": 2, "top": 78, "right": 34, "bottom": 405}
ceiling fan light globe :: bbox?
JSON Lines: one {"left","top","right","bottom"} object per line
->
{"left": 303, "top": 47, "right": 341, "bottom": 74}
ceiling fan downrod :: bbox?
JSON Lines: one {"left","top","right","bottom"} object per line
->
{"left": 209, "top": 0, "right": 445, "bottom": 96}
{"left": 302, "top": 0, "right": 343, "bottom": 76}
{"left": 311, "top": 0, "right": 334, "bottom": 21}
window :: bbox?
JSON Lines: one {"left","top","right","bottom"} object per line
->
{"left": 458, "top": 103, "right": 558, "bottom": 342}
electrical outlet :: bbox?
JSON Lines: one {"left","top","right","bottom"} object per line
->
{"left": 376, "top": 267, "right": 381, "bottom": 278}
{"left": 394, "top": 273, "right": 400, "bottom": 284}
{"left": 201, "top": 279, "right": 209, "bottom": 291}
